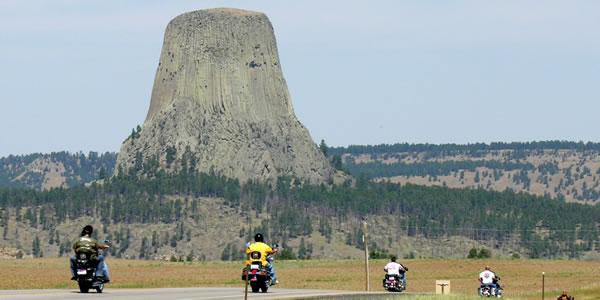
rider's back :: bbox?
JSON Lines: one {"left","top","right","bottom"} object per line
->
{"left": 384, "top": 262, "right": 404, "bottom": 275}
{"left": 73, "top": 236, "right": 99, "bottom": 260}
{"left": 246, "top": 242, "right": 272, "bottom": 266}
{"left": 479, "top": 270, "right": 495, "bottom": 284}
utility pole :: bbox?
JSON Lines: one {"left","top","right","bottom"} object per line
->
{"left": 363, "top": 221, "right": 370, "bottom": 291}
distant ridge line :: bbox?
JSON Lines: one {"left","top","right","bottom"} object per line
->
{"left": 329, "top": 140, "right": 600, "bottom": 155}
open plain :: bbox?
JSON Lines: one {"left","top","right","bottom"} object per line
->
{"left": 1, "top": 258, "right": 599, "bottom": 299}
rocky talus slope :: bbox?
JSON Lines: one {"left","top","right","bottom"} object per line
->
{"left": 116, "top": 8, "right": 339, "bottom": 184}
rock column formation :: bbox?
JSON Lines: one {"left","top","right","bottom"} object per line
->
{"left": 116, "top": 8, "right": 339, "bottom": 184}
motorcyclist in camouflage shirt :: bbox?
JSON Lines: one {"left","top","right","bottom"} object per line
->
{"left": 70, "top": 225, "right": 110, "bottom": 282}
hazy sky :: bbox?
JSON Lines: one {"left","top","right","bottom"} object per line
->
{"left": 1, "top": 0, "right": 599, "bottom": 157}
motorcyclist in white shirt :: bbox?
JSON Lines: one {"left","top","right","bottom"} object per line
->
{"left": 383, "top": 256, "right": 408, "bottom": 287}
{"left": 479, "top": 265, "right": 498, "bottom": 289}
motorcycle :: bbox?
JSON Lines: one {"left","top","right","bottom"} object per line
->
{"left": 74, "top": 240, "right": 109, "bottom": 293}
{"left": 478, "top": 277, "right": 503, "bottom": 298}
{"left": 383, "top": 272, "right": 406, "bottom": 292}
{"left": 241, "top": 244, "right": 277, "bottom": 293}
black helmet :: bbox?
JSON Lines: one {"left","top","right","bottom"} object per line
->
{"left": 81, "top": 225, "right": 93, "bottom": 236}
{"left": 254, "top": 233, "right": 264, "bottom": 242}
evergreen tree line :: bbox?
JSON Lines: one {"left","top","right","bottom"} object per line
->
{"left": 329, "top": 141, "right": 600, "bottom": 156}
{"left": 1, "top": 169, "right": 599, "bottom": 258}
{"left": 343, "top": 159, "right": 535, "bottom": 179}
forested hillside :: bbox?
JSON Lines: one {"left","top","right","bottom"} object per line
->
{"left": 0, "top": 152, "right": 117, "bottom": 190}
{"left": 328, "top": 141, "right": 600, "bottom": 204}
{"left": 2, "top": 141, "right": 599, "bottom": 261}
{"left": 1, "top": 167, "right": 598, "bottom": 260}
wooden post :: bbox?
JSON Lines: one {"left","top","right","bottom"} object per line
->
{"left": 542, "top": 272, "right": 545, "bottom": 300}
{"left": 244, "top": 266, "right": 249, "bottom": 300}
{"left": 363, "top": 222, "right": 369, "bottom": 292}
{"left": 244, "top": 223, "right": 250, "bottom": 300}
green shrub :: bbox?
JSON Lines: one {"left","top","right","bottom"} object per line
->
{"left": 478, "top": 248, "right": 492, "bottom": 259}
{"left": 467, "top": 248, "right": 478, "bottom": 258}
{"left": 277, "top": 249, "right": 297, "bottom": 260}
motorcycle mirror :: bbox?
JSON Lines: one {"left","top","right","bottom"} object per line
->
{"left": 103, "top": 240, "right": 109, "bottom": 244}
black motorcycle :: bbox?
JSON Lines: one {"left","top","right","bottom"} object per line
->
{"left": 478, "top": 277, "right": 503, "bottom": 298}
{"left": 383, "top": 273, "right": 406, "bottom": 292}
{"left": 74, "top": 241, "right": 109, "bottom": 293}
{"left": 241, "top": 245, "right": 278, "bottom": 293}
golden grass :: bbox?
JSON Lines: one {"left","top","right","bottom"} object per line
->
{"left": 1, "top": 258, "right": 599, "bottom": 300}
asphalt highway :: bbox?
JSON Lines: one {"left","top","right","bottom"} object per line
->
{"left": 0, "top": 287, "right": 393, "bottom": 300}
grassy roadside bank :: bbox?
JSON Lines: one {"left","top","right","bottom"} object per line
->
{"left": 1, "top": 258, "right": 599, "bottom": 299}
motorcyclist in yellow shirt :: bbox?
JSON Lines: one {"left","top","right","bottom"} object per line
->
{"left": 246, "top": 233, "right": 278, "bottom": 285}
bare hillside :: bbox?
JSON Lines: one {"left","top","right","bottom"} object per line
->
{"left": 342, "top": 149, "right": 600, "bottom": 204}
{"left": 0, "top": 152, "right": 117, "bottom": 190}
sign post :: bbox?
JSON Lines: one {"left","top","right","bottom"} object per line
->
{"left": 363, "top": 222, "right": 370, "bottom": 292}
{"left": 244, "top": 266, "right": 249, "bottom": 300}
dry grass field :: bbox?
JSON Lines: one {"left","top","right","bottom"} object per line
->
{"left": 1, "top": 258, "right": 599, "bottom": 299}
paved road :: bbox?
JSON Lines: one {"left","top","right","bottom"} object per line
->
{"left": 0, "top": 287, "right": 391, "bottom": 300}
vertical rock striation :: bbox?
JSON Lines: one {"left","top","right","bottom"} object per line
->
{"left": 116, "top": 8, "right": 340, "bottom": 184}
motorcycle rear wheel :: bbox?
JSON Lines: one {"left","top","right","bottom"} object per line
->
{"left": 250, "top": 282, "right": 260, "bottom": 293}
{"left": 79, "top": 282, "right": 90, "bottom": 293}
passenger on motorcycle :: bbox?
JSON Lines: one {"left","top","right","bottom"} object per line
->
{"left": 70, "top": 225, "right": 110, "bottom": 282}
{"left": 479, "top": 265, "right": 498, "bottom": 289}
{"left": 383, "top": 256, "right": 408, "bottom": 287}
{"left": 246, "top": 233, "right": 278, "bottom": 285}
{"left": 557, "top": 290, "right": 573, "bottom": 300}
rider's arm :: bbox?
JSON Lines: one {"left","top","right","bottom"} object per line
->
{"left": 266, "top": 245, "right": 277, "bottom": 254}
{"left": 98, "top": 239, "right": 109, "bottom": 249}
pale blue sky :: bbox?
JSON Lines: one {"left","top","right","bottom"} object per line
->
{"left": 1, "top": 0, "right": 599, "bottom": 157}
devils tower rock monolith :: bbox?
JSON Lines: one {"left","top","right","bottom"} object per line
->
{"left": 116, "top": 8, "right": 340, "bottom": 184}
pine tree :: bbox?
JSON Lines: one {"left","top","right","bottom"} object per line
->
{"left": 319, "top": 139, "right": 329, "bottom": 157}
{"left": 32, "top": 236, "right": 40, "bottom": 257}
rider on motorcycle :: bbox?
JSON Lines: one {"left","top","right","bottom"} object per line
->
{"left": 383, "top": 256, "right": 408, "bottom": 287}
{"left": 557, "top": 290, "right": 573, "bottom": 300}
{"left": 246, "top": 233, "right": 278, "bottom": 285}
{"left": 479, "top": 265, "right": 498, "bottom": 289}
{"left": 70, "top": 225, "right": 110, "bottom": 282}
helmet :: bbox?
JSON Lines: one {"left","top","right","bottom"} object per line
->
{"left": 254, "top": 233, "right": 264, "bottom": 242}
{"left": 81, "top": 225, "right": 93, "bottom": 236}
